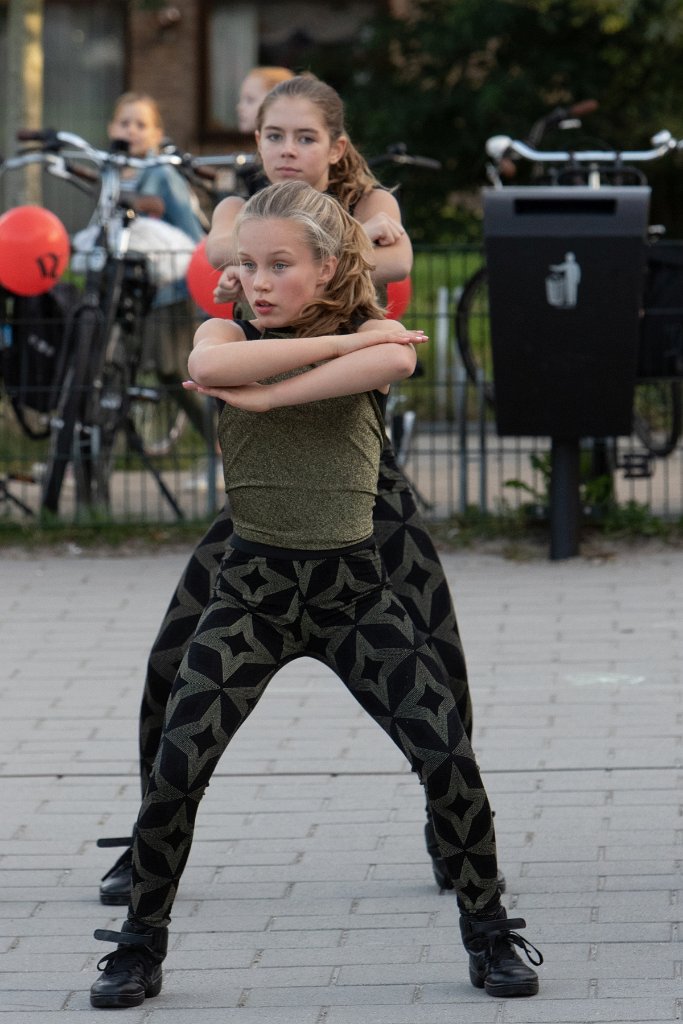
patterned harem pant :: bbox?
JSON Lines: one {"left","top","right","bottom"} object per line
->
{"left": 139, "top": 460, "right": 473, "bottom": 794}
{"left": 129, "top": 542, "right": 497, "bottom": 928}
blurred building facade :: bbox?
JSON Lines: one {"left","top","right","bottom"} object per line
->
{"left": 0, "top": 0, "right": 393, "bottom": 226}
{"left": 0, "top": 0, "right": 391, "bottom": 154}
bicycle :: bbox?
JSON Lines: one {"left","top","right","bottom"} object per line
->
{"left": 0, "top": 131, "right": 254, "bottom": 515}
{"left": 455, "top": 104, "right": 683, "bottom": 457}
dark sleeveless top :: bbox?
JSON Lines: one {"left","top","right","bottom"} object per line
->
{"left": 216, "top": 320, "right": 386, "bottom": 549}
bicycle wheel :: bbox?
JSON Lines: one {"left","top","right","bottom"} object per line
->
{"left": 454, "top": 266, "right": 495, "bottom": 405}
{"left": 129, "top": 367, "right": 187, "bottom": 457}
{"left": 41, "top": 306, "right": 96, "bottom": 514}
{"left": 633, "top": 380, "right": 682, "bottom": 457}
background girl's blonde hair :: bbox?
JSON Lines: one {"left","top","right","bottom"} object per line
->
{"left": 235, "top": 180, "right": 385, "bottom": 336}
{"left": 248, "top": 66, "right": 294, "bottom": 92}
{"left": 111, "top": 92, "right": 164, "bottom": 131}
{"left": 257, "top": 75, "right": 380, "bottom": 213}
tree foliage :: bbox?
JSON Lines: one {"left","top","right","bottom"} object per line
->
{"left": 338, "top": 0, "right": 683, "bottom": 240}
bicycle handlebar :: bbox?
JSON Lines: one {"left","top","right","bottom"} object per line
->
{"left": 4, "top": 128, "right": 257, "bottom": 182}
{"left": 16, "top": 127, "right": 60, "bottom": 146}
{"left": 0, "top": 149, "right": 99, "bottom": 197}
{"left": 7, "top": 130, "right": 438, "bottom": 188}
{"left": 486, "top": 128, "right": 679, "bottom": 166}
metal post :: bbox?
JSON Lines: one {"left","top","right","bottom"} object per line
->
{"left": 4, "top": 0, "right": 45, "bottom": 207}
{"left": 204, "top": 402, "right": 218, "bottom": 515}
{"left": 549, "top": 437, "right": 581, "bottom": 559}
{"left": 477, "top": 369, "right": 488, "bottom": 514}
{"left": 435, "top": 286, "right": 449, "bottom": 420}
{"left": 455, "top": 365, "right": 468, "bottom": 515}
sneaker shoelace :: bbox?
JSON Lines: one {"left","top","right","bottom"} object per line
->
{"left": 477, "top": 917, "right": 544, "bottom": 967}
{"left": 93, "top": 927, "right": 158, "bottom": 975}
{"left": 96, "top": 946, "right": 153, "bottom": 976}
{"left": 493, "top": 929, "right": 544, "bottom": 967}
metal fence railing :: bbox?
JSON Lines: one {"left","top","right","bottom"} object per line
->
{"left": 1, "top": 244, "right": 682, "bottom": 528}
{"left": 389, "top": 379, "right": 683, "bottom": 523}
{"left": 3, "top": 379, "right": 682, "bottom": 529}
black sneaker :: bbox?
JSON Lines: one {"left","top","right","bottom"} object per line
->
{"left": 459, "top": 905, "right": 542, "bottom": 997}
{"left": 97, "top": 837, "right": 133, "bottom": 906}
{"left": 90, "top": 923, "right": 167, "bottom": 1009}
{"left": 424, "top": 818, "right": 506, "bottom": 893}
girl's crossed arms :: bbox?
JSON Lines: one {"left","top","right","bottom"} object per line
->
{"left": 185, "top": 179, "right": 427, "bottom": 413}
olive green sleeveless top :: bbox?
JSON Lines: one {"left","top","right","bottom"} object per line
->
{"left": 217, "top": 324, "right": 385, "bottom": 550}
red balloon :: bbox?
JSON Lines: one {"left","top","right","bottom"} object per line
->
{"left": 386, "top": 275, "right": 412, "bottom": 319}
{"left": 0, "top": 205, "right": 70, "bottom": 296}
{"left": 186, "top": 239, "right": 235, "bottom": 318}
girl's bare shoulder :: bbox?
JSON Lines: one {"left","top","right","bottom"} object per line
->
{"left": 211, "top": 194, "right": 247, "bottom": 231}
{"left": 194, "top": 318, "right": 250, "bottom": 344}
{"left": 357, "top": 317, "right": 404, "bottom": 333}
{"left": 353, "top": 187, "right": 401, "bottom": 221}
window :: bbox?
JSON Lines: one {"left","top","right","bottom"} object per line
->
{"left": 42, "top": 1, "right": 127, "bottom": 230}
{"left": 0, "top": 0, "right": 126, "bottom": 231}
{"left": 42, "top": 2, "right": 126, "bottom": 149}
{"left": 208, "top": 3, "right": 258, "bottom": 134}
{"left": 200, "top": 0, "right": 375, "bottom": 140}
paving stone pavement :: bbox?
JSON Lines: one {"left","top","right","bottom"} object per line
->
{"left": 0, "top": 543, "right": 681, "bottom": 1023}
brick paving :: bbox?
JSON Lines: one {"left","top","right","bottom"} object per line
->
{"left": 0, "top": 544, "right": 681, "bottom": 1022}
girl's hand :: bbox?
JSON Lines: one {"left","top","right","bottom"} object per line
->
{"left": 361, "top": 212, "right": 407, "bottom": 247}
{"left": 184, "top": 379, "right": 272, "bottom": 413}
{"left": 213, "top": 266, "right": 243, "bottom": 304}
{"left": 333, "top": 328, "right": 427, "bottom": 358}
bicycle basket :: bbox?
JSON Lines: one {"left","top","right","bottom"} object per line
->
{"left": 639, "top": 242, "right": 683, "bottom": 379}
{"left": 128, "top": 217, "right": 196, "bottom": 287}
{"left": 1, "top": 282, "right": 79, "bottom": 432}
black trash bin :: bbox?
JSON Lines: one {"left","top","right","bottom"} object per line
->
{"left": 483, "top": 186, "right": 651, "bottom": 437}
{"left": 483, "top": 186, "right": 651, "bottom": 559}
